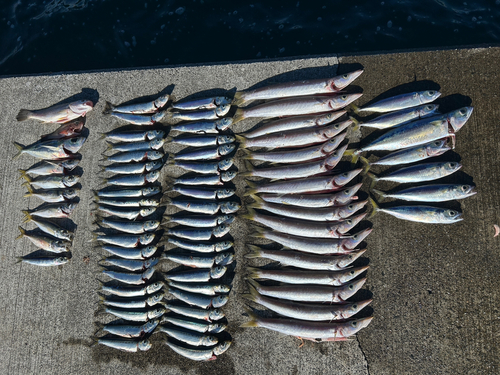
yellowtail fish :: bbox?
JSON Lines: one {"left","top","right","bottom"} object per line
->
{"left": 16, "top": 99, "right": 93, "bottom": 123}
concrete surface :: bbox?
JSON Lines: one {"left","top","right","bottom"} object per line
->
{"left": 0, "top": 48, "right": 498, "bottom": 375}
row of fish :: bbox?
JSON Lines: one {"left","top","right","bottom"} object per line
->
{"left": 231, "top": 70, "right": 374, "bottom": 342}
{"left": 15, "top": 101, "right": 92, "bottom": 266}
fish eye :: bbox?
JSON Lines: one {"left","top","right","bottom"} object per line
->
{"left": 344, "top": 189, "right": 350, "bottom": 195}
{"left": 433, "top": 141, "right": 440, "bottom": 146}
{"left": 426, "top": 105, "right": 433, "bottom": 110}
{"left": 352, "top": 304, "right": 358, "bottom": 309}
{"left": 349, "top": 284, "right": 354, "bottom": 290}
{"left": 341, "top": 95, "right": 348, "bottom": 100}
{"left": 459, "top": 109, "right": 467, "bottom": 115}
{"left": 428, "top": 91, "right": 435, "bottom": 95}
{"left": 462, "top": 185, "right": 468, "bottom": 191}
{"left": 334, "top": 124, "right": 339, "bottom": 128}
{"left": 449, "top": 162, "right": 456, "bottom": 167}
{"left": 352, "top": 321, "right": 357, "bottom": 327}
{"left": 326, "top": 114, "right": 333, "bottom": 119}
{"left": 342, "top": 74, "right": 349, "bottom": 79}
{"left": 348, "top": 204, "right": 354, "bottom": 209}
{"left": 449, "top": 211, "right": 456, "bottom": 216}
{"left": 350, "top": 270, "right": 355, "bottom": 275}
{"left": 352, "top": 234, "right": 358, "bottom": 240}
{"left": 346, "top": 219, "right": 352, "bottom": 225}
{"left": 342, "top": 172, "right": 348, "bottom": 177}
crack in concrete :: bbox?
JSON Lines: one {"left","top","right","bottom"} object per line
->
{"left": 356, "top": 336, "right": 371, "bottom": 375}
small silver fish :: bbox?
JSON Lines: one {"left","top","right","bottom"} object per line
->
{"left": 24, "top": 217, "right": 74, "bottom": 241}
{"left": 96, "top": 205, "right": 156, "bottom": 220}
{"left": 96, "top": 338, "right": 152, "bottom": 352}
{"left": 170, "top": 118, "right": 233, "bottom": 134}
{"left": 40, "top": 118, "right": 85, "bottom": 140}
{"left": 94, "top": 233, "right": 155, "bottom": 248}
{"left": 161, "top": 105, "right": 231, "bottom": 124}
{"left": 173, "top": 171, "right": 237, "bottom": 185}
{"left": 101, "top": 245, "right": 158, "bottom": 260}
{"left": 96, "top": 186, "right": 161, "bottom": 198}
{"left": 170, "top": 186, "right": 235, "bottom": 200}
{"left": 21, "top": 174, "right": 79, "bottom": 189}
{"left": 103, "top": 267, "right": 155, "bottom": 285}
{"left": 100, "top": 280, "right": 164, "bottom": 297}
{"left": 103, "top": 170, "right": 160, "bottom": 186}
{"left": 161, "top": 251, "right": 234, "bottom": 268}
{"left": 13, "top": 137, "right": 87, "bottom": 160}
{"left": 16, "top": 256, "right": 68, "bottom": 266}
{"left": 99, "top": 218, "right": 160, "bottom": 234}
{"left": 354, "top": 104, "right": 439, "bottom": 129}
{"left": 171, "top": 96, "right": 231, "bottom": 110}
{"left": 167, "top": 238, "right": 233, "bottom": 253}
{"left": 99, "top": 129, "right": 165, "bottom": 143}
{"left": 167, "top": 158, "right": 234, "bottom": 175}
{"left": 22, "top": 202, "right": 77, "bottom": 220}
{"left": 101, "top": 150, "right": 164, "bottom": 163}
{"left": 104, "top": 138, "right": 165, "bottom": 153}
{"left": 17, "top": 99, "right": 93, "bottom": 123}
{"left": 164, "top": 266, "right": 227, "bottom": 282}
{"left": 357, "top": 90, "right": 441, "bottom": 113}
{"left": 367, "top": 140, "right": 450, "bottom": 167}
{"left": 16, "top": 227, "right": 69, "bottom": 253}
{"left": 99, "top": 320, "right": 159, "bottom": 338}
{"left": 160, "top": 315, "right": 226, "bottom": 333}
{"left": 165, "top": 339, "right": 231, "bottom": 361}
{"left": 372, "top": 184, "right": 477, "bottom": 202}
{"left": 166, "top": 281, "right": 230, "bottom": 296}
{"left": 168, "top": 144, "right": 236, "bottom": 161}
{"left": 24, "top": 186, "right": 79, "bottom": 203}
{"left": 166, "top": 224, "right": 231, "bottom": 241}
{"left": 94, "top": 195, "right": 160, "bottom": 207}
{"left": 18, "top": 159, "right": 79, "bottom": 177}
{"left": 165, "top": 214, "right": 235, "bottom": 228}
{"left": 163, "top": 303, "right": 225, "bottom": 322}
{"left": 104, "top": 94, "right": 172, "bottom": 114}
{"left": 100, "top": 257, "right": 159, "bottom": 272}
{"left": 165, "top": 287, "right": 229, "bottom": 309}
{"left": 157, "top": 326, "right": 218, "bottom": 347}
{"left": 163, "top": 197, "right": 240, "bottom": 215}
{"left": 167, "top": 134, "right": 235, "bottom": 147}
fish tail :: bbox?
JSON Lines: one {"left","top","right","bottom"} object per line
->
{"left": 16, "top": 109, "right": 32, "bottom": 122}
{"left": 21, "top": 211, "right": 32, "bottom": 223}
{"left": 240, "top": 207, "right": 256, "bottom": 221}
{"left": 248, "top": 225, "right": 265, "bottom": 239}
{"left": 89, "top": 337, "right": 99, "bottom": 348}
{"left": 15, "top": 257, "right": 24, "bottom": 264}
{"left": 102, "top": 101, "right": 115, "bottom": 115}
{"left": 160, "top": 215, "right": 171, "bottom": 226}
{"left": 232, "top": 109, "right": 245, "bottom": 124}
{"left": 349, "top": 116, "right": 361, "bottom": 131}
{"left": 241, "top": 282, "right": 261, "bottom": 303}
{"left": 231, "top": 92, "right": 245, "bottom": 107}
{"left": 371, "top": 189, "right": 386, "bottom": 203}
{"left": 12, "top": 142, "right": 25, "bottom": 160}
{"left": 244, "top": 179, "right": 258, "bottom": 196}
{"left": 164, "top": 136, "right": 173, "bottom": 143}
{"left": 105, "top": 142, "right": 114, "bottom": 153}
{"left": 17, "top": 169, "right": 27, "bottom": 180}
{"left": 245, "top": 244, "right": 262, "bottom": 259}
{"left": 98, "top": 132, "right": 107, "bottom": 140}
{"left": 240, "top": 148, "right": 253, "bottom": 160}
{"left": 99, "top": 155, "right": 108, "bottom": 162}
{"left": 246, "top": 266, "right": 262, "bottom": 279}
{"left": 99, "top": 178, "right": 108, "bottom": 186}
{"left": 243, "top": 160, "right": 254, "bottom": 172}
{"left": 166, "top": 153, "right": 175, "bottom": 165}
{"left": 160, "top": 195, "right": 171, "bottom": 206}
{"left": 20, "top": 173, "right": 32, "bottom": 184}
{"left": 240, "top": 306, "right": 259, "bottom": 328}
{"left": 89, "top": 232, "right": 98, "bottom": 243}
{"left": 97, "top": 294, "right": 105, "bottom": 304}
{"left": 234, "top": 134, "right": 247, "bottom": 148}
{"left": 368, "top": 197, "right": 379, "bottom": 219}
{"left": 360, "top": 156, "right": 371, "bottom": 175}
{"left": 349, "top": 103, "right": 361, "bottom": 114}
{"left": 23, "top": 184, "right": 34, "bottom": 197}
{"left": 343, "top": 148, "right": 360, "bottom": 165}
{"left": 366, "top": 172, "right": 378, "bottom": 189}
{"left": 92, "top": 190, "right": 100, "bottom": 202}
{"left": 15, "top": 226, "right": 25, "bottom": 240}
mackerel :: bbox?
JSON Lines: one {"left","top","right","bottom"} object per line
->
{"left": 103, "top": 268, "right": 155, "bottom": 285}
{"left": 160, "top": 315, "right": 226, "bottom": 333}
{"left": 101, "top": 150, "right": 164, "bottom": 163}
{"left": 167, "top": 134, "right": 235, "bottom": 147}
{"left": 170, "top": 186, "right": 235, "bottom": 200}
{"left": 161, "top": 105, "right": 231, "bottom": 123}
{"left": 167, "top": 281, "right": 230, "bottom": 296}
{"left": 171, "top": 96, "right": 231, "bottom": 110}
{"left": 15, "top": 256, "right": 68, "bottom": 266}
{"left": 167, "top": 286, "right": 229, "bottom": 309}
{"left": 355, "top": 104, "right": 439, "bottom": 129}
{"left": 93, "top": 196, "right": 160, "bottom": 208}
{"left": 94, "top": 233, "right": 155, "bottom": 248}
{"left": 99, "top": 320, "right": 159, "bottom": 338}
{"left": 168, "top": 144, "right": 235, "bottom": 161}
{"left": 163, "top": 197, "right": 240, "bottom": 214}
{"left": 104, "top": 94, "right": 171, "bottom": 114}
{"left": 367, "top": 161, "right": 461, "bottom": 185}
{"left": 164, "top": 266, "right": 227, "bottom": 282}
{"left": 96, "top": 339, "right": 152, "bottom": 352}
{"left": 24, "top": 186, "right": 79, "bottom": 203}
{"left": 99, "top": 292, "right": 164, "bottom": 309}
{"left": 24, "top": 217, "right": 74, "bottom": 241}
{"left": 101, "top": 245, "right": 157, "bottom": 260}
{"left": 165, "top": 214, "right": 235, "bottom": 228}
{"left": 100, "top": 257, "right": 159, "bottom": 272}
{"left": 18, "top": 159, "right": 79, "bottom": 177}
{"left": 16, "top": 227, "right": 69, "bottom": 253}
{"left": 157, "top": 326, "right": 218, "bottom": 346}
{"left": 105, "top": 138, "right": 165, "bottom": 153}
{"left": 357, "top": 90, "right": 440, "bottom": 113}
{"left": 99, "top": 218, "right": 160, "bottom": 234}
{"left": 22, "top": 202, "right": 77, "bottom": 220}
{"left": 103, "top": 170, "right": 160, "bottom": 186}
{"left": 100, "top": 281, "right": 164, "bottom": 297}
{"left": 170, "top": 118, "right": 233, "bottom": 134}
{"left": 96, "top": 186, "right": 161, "bottom": 198}
{"left": 165, "top": 339, "right": 231, "bottom": 361}
{"left": 100, "top": 160, "right": 163, "bottom": 175}
{"left": 172, "top": 171, "right": 236, "bottom": 185}
{"left": 104, "top": 306, "right": 166, "bottom": 322}
{"left": 372, "top": 184, "right": 477, "bottom": 202}
{"left": 163, "top": 303, "right": 225, "bottom": 321}
{"left": 167, "top": 158, "right": 234, "bottom": 175}
{"left": 368, "top": 140, "right": 450, "bottom": 166}
{"left": 167, "top": 238, "right": 233, "bottom": 253}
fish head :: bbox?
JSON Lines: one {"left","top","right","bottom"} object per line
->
{"left": 146, "top": 170, "right": 160, "bottom": 183}
{"left": 330, "top": 69, "right": 364, "bottom": 91}
{"left": 150, "top": 138, "right": 165, "bottom": 149}
{"left": 213, "top": 341, "right": 232, "bottom": 355}
{"left": 425, "top": 140, "right": 450, "bottom": 157}
{"left": 332, "top": 93, "right": 363, "bottom": 108}
{"left": 63, "top": 175, "right": 80, "bottom": 187}
{"left": 63, "top": 136, "right": 87, "bottom": 153}
{"left": 147, "top": 292, "right": 164, "bottom": 305}
{"left": 324, "top": 119, "right": 351, "bottom": 138}
{"left": 339, "top": 316, "right": 373, "bottom": 338}
{"left": 140, "top": 233, "right": 155, "bottom": 245}
{"left": 147, "top": 150, "right": 164, "bottom": 160}
{"left": 210, "top": 265, "right": 227, "bottom": 279}
{"left": 334, "top": 183, "right": 363, "bottom": 205}
{"left": 315, "top": 111, "right": 344, "bottom": 126}
{"left": 55, "top": 257, "right": 69, "bottom": 265}
{"left": 62, "top": 203, "right": 77, "bottom": 214}
{"left": 201, "top": 335, "right": 220, "bottom": 346}
{"left": 209, "top": 309, "right": 226, "bottom": 321}
{"left": 54, "top": 241, "right": 69, "bottom": 252}
{"left": 213, "top": 223, "right": 231, "bottom": 237}
{"left": 218, "top": 143, "right": 236, "bottom": 156}
{"left": 216, "top": 188, "right": 236, "bottom": 199}
{"left": 339, "top": 277, "right": 367, "bottom": 301}
{"left": 419, "top": 90, "right": 441, "bottom": 103}
{"left": 220, "top": 201, "right": 240, "bottom": 214}
{"left": 146, "top": 280, "right": 164, "bottom": 294}
{"left": 218, "top": 158, "right": 234, "bottom": 171}
{"left": 143, "top": 220, "right": 160, "bottom": 232}
{"left": 145, "top": 257, "right": 159, "bottom": 268}
{"left": 343, "top": 228, "right": 373, "bottom": 249}
{"left": 340, "top": 265, "right": 370, "bottom": 284}
{"left": 336, "top": 248, "right": 367, "bottom": 269}
{"left": 456, "top": 184, "right": 477, "bottom": 198}
{"left": 216, "top": 117, "right": 234, "bottom": 131}
{"left": 208, "top": 322, "right": 227, "bottom": 333}
{"left": 215, "top": 240, "right": 234, "bottom": 251}
{"left": 216, "top": 104, "right": 231, "bottom": 117}
{"left": 344, "top": 299, "right": 373, "bottom": 319}
{"left": 138, "top": 340, "right": 152, "bottom": 351}
{"left": 221, "top": 171, "right": 237, "bottom": 182}
{"left": 146, "top": 161, "right": 163, "bottom": 173}
{"left": 149, "top": 307, "right": 166, "bottom": 319}
{"left": 340, "top": 200, "right": 368, "bottom": 219}
{"left": 140, "top": 207, "right": 157, "bottom": 217}
{"left": 211, "top": 295, "right": 229, "bottom": 308}
{"left": 218, "top": 214, "right": 235, "bottom": 225}
{"left": 325, "top": 144, "right": 348, "bottom": 168}
{"left": 143, "top": 320, "right": 159, "bottom": 333}
{"left": 56, "top": 229, "right": 74, "bottom": 241}
{"left": 442, "top": 161, "right": 462, "bottom": 175}
{"left": 418, "top": 104, "right": 439, "bottom": 117}
{"left": 322, "top": 132, "right": 347, "bottom": 154}
{"left": 215, "top": 97, "right": 232, "bottom": 106}
{"left": 63, "top": 188, "right": 79, "bottom": 199}
{"left": 147, "top": 130, "right": 165, "bottom": 140}
{"left": 140, "top": 198, "right": 160, "bottom": 207}
{"left": 142, "top": 246, "right": 158, "bottom": 258}
{"left": 215, "top": 252, "right": 235, "bottom": 266}
{"left": 154, "top": 94, "right": 171, "bottom": 108}
{"left": 448, "top": 106, "right": 473, "bottom": 132}
{"left": 61, "top": 158, "right": 80, "bottom": 170}
{"left": 339, "top": 213, "right": 367, "bottom": 234}
{"left": 69, "top": 100, "right": 94, "bottom": 115}
{"left": 143, "top": 186, "right": 162, "bottom": 196}
{"left": 217, "top": 135, "right": 236, "bottom": 144}
{"left": 334, "top": 168, "right": 362, "bottom": 187}
{"left": 213, "top": 284, "right": 231, "bottom": 293}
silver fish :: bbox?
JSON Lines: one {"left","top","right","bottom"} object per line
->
{"left": 161, "top": 105, "right": 231, "bottom": 123}
{"left": 99, "top": 292, "right": 164, "bottom": 308}
{"left": 104, "top": 306, "right": 165, "bottom": 322}
{"left": 21, "top": 174, "right": 79, "bottom": 189}
{"left": 15, "top": 256, "right": 68, "bottom": 266}
{"left": 24, "top": 217, "right": 74, "bottom": 241}
{"left": 16, "top": 99, "right": 93, "bottom": 123}
{"left": 103, "top": 171, "right": 160, "bottom": 186}
{"left": 243, "top": 111, "right": 346, "bottom": 138}
{"left": 104, "top": 94, "right": 172, "bottom": 114}
{"left": 96, "top": 205, "right": 156, "bottom": 220}
{"left": 171, "top": 96, "right": 231, "bottom": 110}
{"left": 233, "top": 94, "right": 362, "bottom": 123}
{"left": 96, "top": 186, "right": 161, "bottom": 198}
{"left": 167, "top": 238, "right": 233, "bottom": 253}
{"left": 18, "top": 159, "right": 79, "bottom": 177}
{"left": 103, "top": 267, "right": 155, "bottom": 285}
{"left": 373, "top": 184, "right": 477, "bottom": 202}
{"left": 165, "top": 214, "right": 235, "bottom": 228}
{"left": 173, "top": 171, "right": 237, "bottom": 185}
{"left": 22, "top": 202, "right": 77, "bottom": 220}
{"left": 161, "top": 251, "right": 234, "bottom": 268}
{"left": 163, "top": 303, "right": 225, "bottom": 322}
{"left": 233, "top": 70, "right": 363, "bottom": 106}
{"left": 166, "top": 281, "right": 230, "bottom": 296}
{"left": 13, "top": 137, "right": 86, "bottom": 160}
{"left": 100, "top": 129, "right": 165, "bottom": 143}
{"left": 170, "top": 118, "right": 233, "bottom": 134}
{"left": 163, "top": 197, "right": 240, "bottom": 215}
{"left": 100, "top": 257, "right": 159, "bottom": 272}
{"left": 105, "top": 138, "right": 165, "bottom": 153}
{"left": 164, "top": 266, "right": 227, "bottom": 282}
{"left": 367, "top": 161, "right": 461, "bottom": 185}
{"left": 101, "top": 150, "right": 164, "bottom": 163}
{"left": 94, "top": 196, "right": 160, "bottom": 208}
{"left": 24, "top": 186, "right": 79, "bottom": 203}
{"left": 40, "top": 118, "right": 85, "bottom": 140}
{"left": 99, "top": 218, "right": 160, "bottom": 234}
{"left": 16, "top": 227, "right": 69, "bottom": 253}
{"left": 170, "top": 186, "right": 235, "bottom": 200}
{"left": 109, "top": 112, "right": 157, "bottom": 125}
{"left": 368, "top": 140, "right": 450, "bottom": 166}
{"left": 166, "top": 224, "right": 231, "bottom": 241}
{"left": 165, "top": 339, "right": 231, "bottom": 361}
{"left": 100, "top": 280, "right": 164, "bottom": 297}
{"left": 157, "top": 326, "right": 218, "bottom": 347}
{"left": 99, "top": 320, "right": 159, "bottom": 338}
{"left": 102, "top": 245, "right": 157, "bottom": 260}
{"left": 96, "top": 338, "right": 152, "bottom": 352}
{"left": 167, "top": 134, "right": 235, "bottom": 147}
{"left": 94, "top": 233, "right": 155, "bottom": 248}
{"left": 357, "top": 90, "right": 440, "bottom": 113}
{"left": 161, "top": 316, "right": 227, "bottom": 333}
{"left": 169, "top": 144, "right": 236, "bottom": 161}
{"left": 167, "top": 287, "right": 229, "bottom": 309}
{"left": 355, "top": 104, "right": 439, "bottom": 129}
{"left": 167, "top": 157, "right": 234, "bottom": 175}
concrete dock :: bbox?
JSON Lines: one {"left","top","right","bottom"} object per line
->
{"left": 0, "top": 47, "right": 498, "bottom": 374}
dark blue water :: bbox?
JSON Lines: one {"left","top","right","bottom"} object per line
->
{"left": 1, "top": 0, "right": 499, "bottom": 75}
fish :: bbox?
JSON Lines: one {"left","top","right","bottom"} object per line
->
{"left": 372, "top": 184, "right": 477, "bottom": 202}
{"left": 100, "top": 150, "right": 164, "bottom": 163}
{"left": 162, "top": 251, "right": 234, "bottom": 268}
{"left": 99, "top": 291, "right": 164, "bottom": 308}
{"left": 98, "top": 320, "right": 159, "bottom": 338}
{"left": 95, "top": 205, "right": 156, "bottom": 220}
{"left": 102, "top": 170, "right": 160, "bottom": 186}
{"left": 258, "top": 183, "right": 362, "bottom": 208}
{"left": 104, "top": 138, "right": 165, "bottom": 153}
{"left": 245, "top": 169, "right": 362, "bottom": 195}
{"left": 96, "top": 338, "right": 152, "bottom": 352}
{"left": 160, "top": 316, "right": 226, "bottom": 333}
{"left": 369, "top": 197, "right": 463, "bottom": 223}
{"left": 251, "top": 227, "right": 372, "bottom": 255}
{"left": 15, "top": 256, "right": 68, "bottom": 266}
{"left": 241, "top": 144, "right": 348, "bottom": 180}
{"left": 245, "top": 245, "right": 366, "bottom": 271}
{"left": 104, "top": 306, "right": 166, "bottom": 322}
{"left": 247, "top": 278, "right": 366, "bottom": 303}
{"left": 101, "top": 245, "right": 158, "bottom": 260}
{"left": 241, "top": 308, "right": 373, "bottom": 342}
{"left": 13, "top": 137, "right": 87, "bottom": 160}
{"left": 157, "top": 326, "right": 219, "bottom": 347}
{"left": 103, "top": 94, "right": 172, "bottom": 114}
{"left": 172, "top": 171, "right": 237, "bottom": 185}
{"left": 165, "top": 214, "right": 235, "bottom": 228}
{"left": 100, "top": 280, "right": 164, "bottom": 297}
{"left": 103, "top": 267, "right": 155, "bottom": 285}
{"left": 166, "top": 281, "right": 230, "bottom": 296}
{"left": 241, "top": 132, "right": 346, "bottom": 164}
{"left": 171, "top": 96, "right": 231, "bottom": 110}
{"left": 22, "top": 202, "right": 77, "bottom": 220}
{"left": 16, "top": 227, "right": 69, "bottom": 253}
{"left": 365, "top": 140, "right": 450, "bottom": 167}
{"left": 167, "top": 134, "right": 235, "bottom": 147}
{"left": 167, "top": 238, "right": 233, "bottom": 253}
{"left": 96, "top": 186, "right": 161, "bottom": 198}
{"left": 243, "top": 111, "right": 346, "bottom": 138}
{"left": 162, "top": 197, "right": 240, "bottom": 215}
{"left": 170, "top": 186, "right": 235, "bottom": 200}
{"left": 167, "top": 157, "right": 234, "bottom": 175}
{"left": 18, "top": 159, "right": 80, "bottom": 177}
{"left": 21, "top": 174, "right": 80, "bottom": 189}
{"left": 93, "top": 233, "right": 155, "bottom": 248}
{"left": 40, "top": 118, "right": 85, "bottom": 140}
{"left": 233, "top": 94, "right": 362, "bottom": 123}
{"left": 99, "top": 218, "right": 160, "bottom": 234}
{"left": 353, "top": 104, "right": 439, "bottom": 129}
{"left": 93, "top": 195, "right": 160, "bottom": 207}
{"left": 164, "top": 266, "right": 227, "bottom": 282}
{"left": 165, "top": 339, "right": 231, "bottom": 361}
{"left": 24, "top": 217, "right": 74, "bottom": 241}
{"left": 236, "top": 119, "right": 352, "bottom": 149}
{"left": 99, "top": 129, "right": 165, "bottom": 143}
{"left": 170, "top": 118, "right": 233, "bottom": 134}
{"left": 366, "top": 161, "right": 462, "bottom": 187}
{"left": 247, "top": 266, "right": 368, "bottom": 286}
{"left": 233, "top": 70, "right": 364, "bottom": 106}
{"left": 108, "top": 112, "right": 158, "bottom": 125}
{"left": 166, "top": 224, "right": 231, "bottom": 241}
{"left": 168, "top": 144, "right": 236, "bottom": 161}
{"left": 244, "top": 286, "right": 372, "bottom": 322}
{"left": 100, "top": 257, "right": 159, "bottom": 272}
{"left": 166, "top": 286, "right": 229, "bottom": 309}
{"left": 16, "top": 99, "right": 93, "bottom": 123}
{"left": 356, "top": 90, "right": 441, "bottom": 113}
{"left": 24, "top": 186, "right": 79, "bottom": 203}
{"left": 160, "top": 105, "right": 231, "bottom": 124}
{"left": 248, "top": 195, "right": 367, "bottom": 221}
{"left": 163, "top": 303, "right": 225, "bottom": 322}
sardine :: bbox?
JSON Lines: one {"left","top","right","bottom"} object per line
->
{"left": 167, "top": 286, "right": 229, "bottom": 309}
{"left": 164, "top": 266, "right": 227, "bottom": 282}
{"left": 16, "top": 99, "right": 93, "bottom": 123}
{"left": 236, "top": 119, "right": 352, "bottom": 149}
{"left": 104, "top": 94, "right": 172, "bottom": 114}
{"left": 103, "top": 171, "right": 160, "bottom": 186}
{"left": 104, "top": 306, "right": 166, "bottom": 322}
{"left": 24, "top": 186, "right": 79, "bottom": 203}
{"left": 170, "top": 186, "right": 235, "bottom": 200}
{"left": 243, "top": 111, "right": 346, "bottom": 138}
{"left": 18, "top": 159, "right": 79, "bottom": 177}
{"left": 166, "top": 281, "right": 230, "bottom": 296}
{"left": 162, "top": 251, "right": 234, "bottom": 268}
{"left": 22, "top": 202, "right": 77, "bottom": 220}
{"left": 161, "top": 105, "right": 231, "bottom": 123}
{"left": 99, "top": 320, "right": 159, "bottom": 338}
{"left": 100, "top": 280, "right": 164, "bottom": 297}
{"left": 233, "top": 70, "right": 363, "bottom": 106}
{"left": 13, "top": 137, "right": 87, "bottom": 160}
{"left": 40, "top": 118, "right": 85, "bottom": 140}
{"left": 101, "top": 150, "right": 164, "bottom": 163}
{"left": 163, "top": 197, "right": 240, "bottom": 215}
{"left": 160, "top": 315, "right": 226, "bottom": 333}
{"left": 15, "top": 256, "right": 68, "bottom": 266}
{"left": 96, "top": 186, "right": 161, "bottom": 198}
{"left": 165, "top": 339, "right": 231, "bottom": 361}
{"left": 94, "top": 233, "right": 155, "bottom": 248}
{"left": 167, "top": 157, "right": 234, "bottom": 175}
{"left": 101, "top": 245, "right": 157, "bottom": 260}
{"left": 171, "top": 96, "right": 231, "bottom": 110}
{"left": 173, "top": 171, "right": 237, "bottom": 185}
{"left": 96, "top": 205, "right": 156, "bottom": 220}
{"left": 167, "top": 134, "right": 235, "bottom": 147}
{"left": 105, "top": 138, "right": 165, "bottom": 153}
{"left": 372, "top": 184, "right": 476, "bottom": 202}
{"left": 99, "top": 292, "right": 164, "bottom": 309}
{"left": 368, "top": 140, "right": 450, "bottom": 166}
{"left": 357, "top": 90, "right": 440, "bottom": 113}
{"left": 93, "top": 195, "right": 160, "bottom": 208}
{"left": 99, "top": 129, "right": 165, "bottom": 143}
{"left": 167, "top": 238, "right": 233, "bottom": 253}
{"left": 166, "top": 224, "right": 231, "bottom": 241}
{"left": 170, "top": 118, "right": 233, "bottom": 134}
{"left": 165, "top": 214, "right": 235, "bottom": 228}
{"left": 158, "top": 325, "right": 218, "bottom": 346}
{"left": 100, "top": 160, "right": 164, "bottom": 175}
{"left": 21, "top": 174, "right": 79, "bottom": 189}
{"left": 96, "top": 338, "right": 152, "bottom": 352}
{"left": 16, "top": 227, "right": 69, "bottom": 253}
{"left": 24, "top": 217, "right": 74, "bottom": 241}
{"left": 168, "top": 144, "right": 236, "bottom": 161}
{"left": 163, "top": 303, "right": 225, "bottom": 322}
{"left": 233, "top": 94, "right": 362, "bottom": 123}
{"left": 99, "top": 218, "right": 160, "bottom": 234}
{"left": 109, "top": 112, "right": 157, "bottom": 125}
{"left": 103, "top": 267, "right": 155, "bottom": 285}
{"left": 354, "top": 104, "right": 439, "bottom": 129}
{"left": 100, "top": 257, "right": 159, "bottom": 272}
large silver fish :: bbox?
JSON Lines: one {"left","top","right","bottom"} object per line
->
{"left": 370, "top": 198, "right": 462, "bottom": 223}
{"left": 355, "top": 104, "right": 439, "bottom": 129}
{"left": 99, "top": 129, "right": 165, "bottom": 143}
{"left": 13, "top": 137, "right": 87, "bottom": 159}
{"left": 366, "top": 140, "right": 450, "bottom": 167}
{"left": 171, "top": 96, "right": 231, "bottom": 110}
{"left": 372, "top": 184, "right": 477, "bottom": 202}
{"left": 104, "top": 94, "right": 172, "bottom": 114}
{"left": 165, "top": 339, "right": 231, "bottom": 361}
{"left": 17, "top": 99, "right": 93, "bottom": 123}
{"left": 357, "top": 90, "right": 440, "bottom": 113}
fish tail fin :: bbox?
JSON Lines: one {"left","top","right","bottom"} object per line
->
{"left": 232, "top": 92, "right": 245, "bottom": 107}
{"left": 99, "top": 155, "right": 108, "bottom": 162}
{"left": 240, "top": 207, "right": 256, "bottom": 221}
{"left": 166, "top": 153, "right": 175, "bottom": 165}
{"left": 232, "top": 109, "right": 245, "bottom": 124}
{"left": 16, "top": 109, "right": 32, "bottom": 122}
{"left": 99, "top": 178, "right": 108, "bottom": 187}
{"left": 371, "top": 189, "right": 386, "bottom": 203}
{"left": 92, "top": 190, "right": 100, "bottom": 202}
{"left": 240, "top": 306, "right": 259, "bottom": 328}
{"left": 368, "top": 197, "right": 380, "bottom": 219}
{"left": 244, "top": 179, "right": 258, "bottom": 196}
{"left": 20, "top": 173, "right": 32, "bottom": 184}
{"left": 344, "top": 148, "right": 360, "bottom": 165}
{"left": 164, "top": 136, "right": 173, "bottom": 143}
{"left": 102, "top": 101, "right": 115, "bottom": 115}
{"left": 89, "top": 337, "right": 99, "bottom": 348}
{"left": 350, "top": 116, "right": 361, "bottom": 131}
{"left": 98, "top": 132, "right": 107, "bottom": 140}
{"left": 21, "top": 211, "right": 32, "bottom": 223}
{"left": 160, "top": 195, "right": 171, "bottom": 206}
{"left": 241, "top": 281, "right": 261, "bottom": 303}
{"left": 243, "top": 160, "right": 254, "bottom": 172}
{"left": 349, "top": 103, "right": 361, "bottom": 114}
{"left": 234, "top": 134, "right": 247, "bottom": 148}
{"left": 89, "top": 232, "right": 98, "bottom": 243}
{"left": 360, "top": 156, "right": 371, "bottom": 175}
{"left": 17, "top": 169, "right": 27, "bottom": 180}
{"left": 97, "top": 294, "right": 105, "bottom": 304}
{"left": 249, "top": 225, "right": 265, "bottom": 239}
{"left": 12, "top": 142, "right": 25, "bottom": 160}
{"left": 240, "top": 148, "right": 252, "bottom": 160}
{"left": 23, "top": 184, "right": 34, "bottom": 197}
{"left": 245, "top": 244, "right": 262, "bottom": 259}
{"left": 246, "top": 266, "right": 261, "bottom": 279}
{"left": 15, "top": 257, "right": 24, "bottom": 264}
{"left": 15, "top": 226, "right": 25, "bottom": 240}
{"left": 366, "top": 172, "right": 378, "bottom": 189}
{"left": 105, "top": 142, "right": 114, "bottom": 153}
